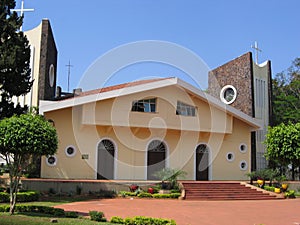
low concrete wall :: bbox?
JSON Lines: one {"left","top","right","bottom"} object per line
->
{"left": 21, "top": 178, "right": 160, "bottom": 194}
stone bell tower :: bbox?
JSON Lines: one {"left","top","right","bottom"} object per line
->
{"left": 207, "top": 52, "right": 273, "bottom": 171}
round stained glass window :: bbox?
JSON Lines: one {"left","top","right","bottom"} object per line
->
{"left": 65, "top": 145, "right": 76, "bottom": 157}
{"left": 220, "top": 85, "right": 237, "bottom": 104}
{"left": 240, "top": 160, "right": 248, "bottom": 171}
{"left": 46, "top": 155, "right": 57, "bottom": 166}
{"left": 226, "top": 152, "right": 235, "bottom": 162}
{"left": 239, "top": 143, "right": 247, "bottom": 153}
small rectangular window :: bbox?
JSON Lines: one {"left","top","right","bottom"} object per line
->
{"left": 176, "top": 101, "right": 196, "bottom": 116}
{"left": 132, "top": 98, "right": 156, "bottom": 113}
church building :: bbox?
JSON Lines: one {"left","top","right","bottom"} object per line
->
{"left": 15, "top": 18, "right": 272, "bottom": 181}
{"left": 39, "top": 76, "right": 262, "bottom": 181}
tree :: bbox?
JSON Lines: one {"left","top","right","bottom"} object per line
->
{"left": 264, "top": 123, "right": 300, "bottom": 180}
{"left": 0, "top": 114, "right": 58, "bottom": 214}
{"left": 272, "top": 58, "right": 300, "bottom": 125}
{"left": 0, "top": 0, "right": 33, "bottom": 120}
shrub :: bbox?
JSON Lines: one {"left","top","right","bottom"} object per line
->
{"left": 120, "top": 191, "right": 137, "bottom": 197}
{"left": 65, "top": 211, "right": 79, "bottom": 218}
{"left": 0, "top": 192, "right": 10, "bottom": 202}
{"left": 0, "top": 205, "right": 10, "bottom": 212}
{"left": 17, "top": 191, "right": 40, "bottom": 202}
{"left": 137, "top": 192, "right": 153, "bottom": 198}
{"left": 152, "top": 193, "right": 180, "bottom": 199}
{"left": 170, "top": 193, "right": 181, "bottom": 198}
{"left": 110, "top": 216, "right": 125, "bottom": 224}
{"left": 0, "top": 191, "right": 39, "bottom": 203}
{"left": 264, "top": 186, "right": 275, "bottom": 192}
{"left": 89, "top": 211, "right": 107, "bottom": 222}
{"left": 285, "top": 190, "right": 296, "bottom": 199}
{"left": 123, "top": 216, "right": 176, "bottom": 225}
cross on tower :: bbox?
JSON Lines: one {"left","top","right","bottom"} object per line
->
{"left": 11, "top": 0, "right": 34, "bottom": 31}
{"left": 66, "top": 60, "right": 74, "bottom": 93}
{"left": 251, "top": 41, "right": 262, "bottom": 64}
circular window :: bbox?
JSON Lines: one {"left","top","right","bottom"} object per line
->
{"left": 49, "top": 64, "right": 55, "bottom": 87}
{"left": 220, "top": 85, "right": 237, "bottom": 104}
{"left": 46, "top": 155, "right": 57, "bottom": 166}
{"left": 239, "top": 160, "right": 248, "bottom": 171}
{"left": 239, "top": 143, "right": 247, "bottom": 153}
{"left": 65, "top": 145, "right": 76, "bottom": 157}
{"left": 226, "top": 152, "right": 235, "bottom": 162}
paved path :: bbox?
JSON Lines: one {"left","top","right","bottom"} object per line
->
{"left": 55, "top": 198, "right": 300, "bottom": 225}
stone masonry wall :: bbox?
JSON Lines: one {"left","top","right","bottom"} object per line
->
{"left": 38, "top": 19, "right": 58, "bottom": 101}
{"left": 208, "top": 52, "right": 254, "bottom": 117}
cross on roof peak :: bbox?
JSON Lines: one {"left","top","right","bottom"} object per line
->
{"left": 11, "top": 0, "right": 34, "bottom": 31}
{"left": 251, "top": 41, "right": 262, "bottom": 64}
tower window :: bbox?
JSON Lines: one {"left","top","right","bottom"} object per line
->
{"left": 132, "top": 98, "right": 156, "bottom": 113}
{"left": 220, "top": 85, "right": 237, "bottom": 104}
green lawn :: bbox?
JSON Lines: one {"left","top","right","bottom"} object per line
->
{"left": 0, "top": 195, "right": 117, "bottom": 224}
{"left": 0, "top": 213, "right": 115, "bottom": 225}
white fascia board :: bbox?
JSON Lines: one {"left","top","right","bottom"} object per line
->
{"left": 39, "top": 78, "right": 178, "bottom": 113}
{"left": 176, "top": 79, "right": 262, "bottom": 130}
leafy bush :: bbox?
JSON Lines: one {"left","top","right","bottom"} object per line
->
{"left": 65, "top": 211, "right": 79, "bottom": 218}
{"left": 0, "top": 191, "right": 39, "bottom": 203}
{"left": 137, "top": 192, "right": 153, "bottom": 198}
{"left": 0, "top": 205, "right": 9, "bottom": 212}
{"left": 122, "top": 216, "right": 176, "bottom": 225}
{"left": 0, "top": 204, "right": 65, "bottom": 216}
{"left": 153, "top": 193, "right": 181, "bottom": 199}
{"left": 285, "top": 190, "right": 296, "bottom": 199}
{"left": 264, "top": 186, "right": 275, "bottom": 192}
{"left": 89, "top": 211, "right": 107, "bottom": 222}
{"left": 120, "top": 191, "right": 137, "bottom": 197}
{"left": 110, "top": 216, "right": 125, "bottom": 224}
{"left": 0, "top": 192, "right": 9, "bottom": 202}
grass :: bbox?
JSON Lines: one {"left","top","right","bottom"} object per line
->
{"left": 0, "top": 195, "right": 120, "bottom": 224}
{"left": 0, "top": 213, "right": 115, "bottom": 225}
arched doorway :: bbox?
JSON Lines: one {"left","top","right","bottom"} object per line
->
{"left": 147, "top": 140, "right": 166, "bottom": 180}
{"left": 195, "top": 144, "right": 209, "bottom": 181}
{"left": 97, "top": 139, "right": 115, "bottom": 180}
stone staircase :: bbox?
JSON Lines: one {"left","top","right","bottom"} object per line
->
{"left": 181, "top": 181, "right": 283, "bottom": 201}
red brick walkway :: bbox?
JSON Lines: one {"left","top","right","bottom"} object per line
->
{"left": 55, "top": 198, "right": 300, "bottom": 225}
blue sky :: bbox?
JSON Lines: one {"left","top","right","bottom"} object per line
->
{"left": 18, "top": 0, "right": 300, "bottom": 91}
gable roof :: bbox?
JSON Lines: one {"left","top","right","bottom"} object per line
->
{"left": 40, "top": 77, "right": 261, "bottom": 130}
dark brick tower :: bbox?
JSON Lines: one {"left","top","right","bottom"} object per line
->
{"left": 23, "top": 19, "right": 58, "bottom": 108}
{"left": 208, "top": 52, "right": 273, "bottom": 171}
{"left": 38, "top": 19, "right": 58, "bottom": 101}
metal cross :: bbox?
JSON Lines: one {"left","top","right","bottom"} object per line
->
{"left": 66, "top": 60, "right": 74, "bottom": 93}
{"left": 11, "top": 0, "right": 34, "bottom": 31}
{"left": 251, "top": 41, "right": 262, "bottom": 64}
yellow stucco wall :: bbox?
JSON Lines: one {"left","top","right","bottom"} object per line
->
{"left": 41, "top": 86, "right": 252, "bottom": 180}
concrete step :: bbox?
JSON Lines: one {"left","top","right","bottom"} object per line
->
{"left": 181, "top": 181, "right": 281, "bottom": 201}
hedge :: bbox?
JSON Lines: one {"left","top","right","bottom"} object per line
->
{"left": 0, "top": 205, "right": 65, "bottom": 216}
{"left": 111, "top": 216, "right": 177, "bottom": 225}
{"left": 0, "top": 191, "right": 40, "bottom": 203}
{"left": 121, "top": 192, "right": 181, "bottom": 199}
